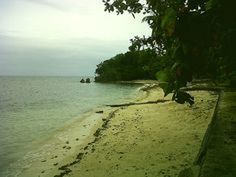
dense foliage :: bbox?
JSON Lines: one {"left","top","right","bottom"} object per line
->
{"left": 95, "top": 49, "right": 172, "bottom": 82}
{"left": 99, "top": 0, "right": 236, "bottom": 104}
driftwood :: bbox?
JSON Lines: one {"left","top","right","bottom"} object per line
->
{"left": 106, "top": 99, "right": 170, "bottom": 107}
{"left": 107, "top": 86, "right": 222, "bottom": 108}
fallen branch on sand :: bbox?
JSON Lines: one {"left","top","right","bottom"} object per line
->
{"left": 107, "top": 87, "right": 222, "bottom": 108}
{"left": 106, "top": 99, "right": 170, "bottom": 107}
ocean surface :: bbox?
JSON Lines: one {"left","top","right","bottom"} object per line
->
{"left": 0, "top": 76, "right": 141, "bottom": 177}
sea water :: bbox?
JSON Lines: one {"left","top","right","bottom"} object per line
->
{"left": 0, "top": 76, "right": 141, "bottom": 177}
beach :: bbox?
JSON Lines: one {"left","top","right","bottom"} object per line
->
{"left": 0, "top": 76, "right": 141, "bottom": 177}
{"left": 15, "top": 84, "right": 219, "bottom": 177}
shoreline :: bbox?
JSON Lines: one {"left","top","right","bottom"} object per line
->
{"left": 13, "top": 83, "right": 219, "bottom": 177}
{"left": 6, "top": 83, "right": 145, "bottom": 177}
{"left": 9, "top": 106, "right": 118, "bottom": 177}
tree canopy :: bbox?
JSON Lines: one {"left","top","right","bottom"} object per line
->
{"left": 100, "top": 0, "right": 236, "bottom": 103}
{"left": 95, "top": 49, "right": 172, "bottom": 82}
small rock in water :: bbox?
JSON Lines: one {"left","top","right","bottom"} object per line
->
{"left": 85, "top": 78, "right": 91, "bottom": 83}
{"left": 53, "top": 163, "right": 58, "bottom": 166}
{"left": 80, "top": 79, "right": 85, "bottom": 83}
{"left": 41, "top": 159, "right": 46, "bottom": 162}
{"left": 76, "top": 138, "right": 79, "bottom": 141}
{"left": 66, "top": 141, "right": 69, "bottom": 144}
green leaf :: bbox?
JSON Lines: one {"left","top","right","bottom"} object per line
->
{"left": 142, "top": 15, "right": 155, "bottom": 24}
{"left": 156, "top": 70, "right": 170, "bottom": 82}
{"left": 171, "top": 62, "right": 179, "bottom": 71}
{"left": 156, "top": 69, "right": 174, "bottom": 96}
{"left": 205, "top": 0, "right": 220, "bottom": 10}
{"left": 205, "top": 0, "right": 212, "bottom": 10}
{"left": 161, "top": 8, "right": 176, "bottom": 36}
{"left": 159, "top": 82, "right": 174, "bottom": 97}
{"left": 132, "top": 13, "right": 135, "bottom": 18}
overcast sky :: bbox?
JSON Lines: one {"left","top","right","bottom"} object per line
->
{"left": 0, "top": 0, "right": 150, "bottom": 76}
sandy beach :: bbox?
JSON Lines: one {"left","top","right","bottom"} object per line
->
{"left": 14, "top": 84, "right": 219, "bottom": 177}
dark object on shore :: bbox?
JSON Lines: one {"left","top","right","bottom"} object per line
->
{"left": 80, "top": 79, "right": 85, "bottom": 83}
{"left": 96, "top": 110, "right": 104, "bottom": 114}
{"left": 172, "top": 90, "right": 194, "bottom": 106}
{"left": 106, "top": 99, "right": 170, "bottom": 107}
{"left": 86, "top": 78, "right": 90, "bottom": 83}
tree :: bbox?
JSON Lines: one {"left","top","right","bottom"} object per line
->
{"left": 102, "top": 0, "right": 236, "bottom": 103}
{"left": 95, "top": 49, "right": 166, "bottom": 82}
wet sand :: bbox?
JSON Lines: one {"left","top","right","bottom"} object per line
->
{"left": 15, "top": 86, "right": 219, "bottom": 177}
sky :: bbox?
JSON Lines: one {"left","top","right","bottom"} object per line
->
{"left": 0, "top": 0, "right": 151, "bottom": 76}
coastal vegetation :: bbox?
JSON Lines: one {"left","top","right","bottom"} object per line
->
{"left": 96, "top": 0, "right": 236, "bottom": 103}
{"left": 95, "top": 49, "right": 172, "bottom": 82}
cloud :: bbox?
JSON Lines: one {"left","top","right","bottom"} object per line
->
{"left": 0, "top": 34, "right": 130, "bottom": 76}
{"left": 0, "top": 1, "right": 151, "bottom": 76}
{"left": 23, "top": 0, "right": 65, "bottom": 10}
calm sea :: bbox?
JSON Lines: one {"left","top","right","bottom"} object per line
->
{"left": 0, "top": 76, "right": 140, "bottom": 177}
